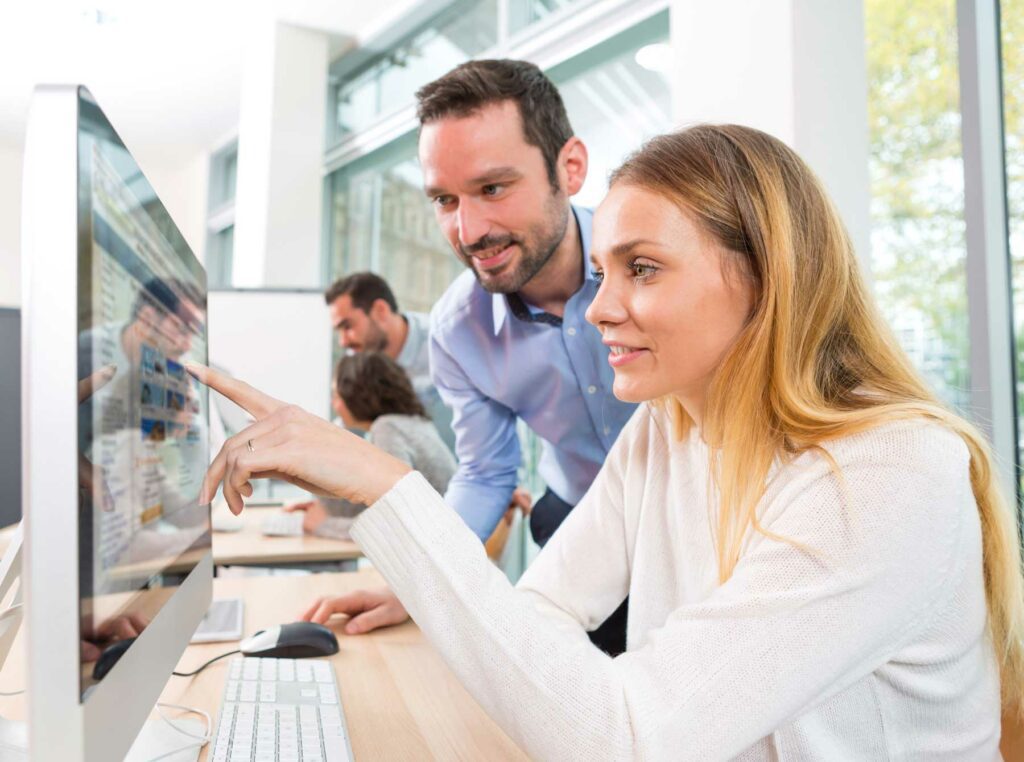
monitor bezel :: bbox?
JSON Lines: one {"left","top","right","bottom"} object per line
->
{"left": 22, "top": 84, "right": 213, "bottom": 762}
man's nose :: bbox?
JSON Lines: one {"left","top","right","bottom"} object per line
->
{"left": 456, "top": 198, "right": 490, "bottom": 249}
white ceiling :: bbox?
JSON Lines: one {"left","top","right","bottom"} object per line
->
{"left": 0, "top": 0, "right": 418, "bottom": 161}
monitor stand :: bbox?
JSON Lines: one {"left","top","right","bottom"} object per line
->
{"left": 124, "top": 717, "right": 204, "bottom": 762}
{"left": 0, "top": 527, "right": 201, "bottom": 761}
{"left": 0, "top": 525, "right": 26, "bottom": 759}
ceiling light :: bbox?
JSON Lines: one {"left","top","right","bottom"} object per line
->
{"left": 635, "top": 43, "right": 671, "bottom": 73}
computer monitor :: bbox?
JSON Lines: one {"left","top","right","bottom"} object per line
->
{"left": 21, "top": 85, "right": 213, "bottom": 761}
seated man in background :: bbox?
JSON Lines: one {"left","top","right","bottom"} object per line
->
{"left": 286, "top": 352, "right": 455, "bottom": 539}
{"left": 324, "top": 272, "right": 454, "bottom": 450}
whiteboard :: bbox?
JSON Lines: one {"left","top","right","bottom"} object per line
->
{"left": 207, "top": 290, "right": 332, "bottom": 424}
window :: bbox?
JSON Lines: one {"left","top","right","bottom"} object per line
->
{"left": 1003, "top": 0, "right": 1024, "bottom": 471}
{"left": 548, "top": 11, "right": 671, "bottom": 208}
{"left": 206, "top": 141, "right": 238, "bottom": 289}
{"left": 330, "top": 0, "right": 499, "bottom": 145}
{"left": 864, "top": 0, "right": 969, "bottom": 411}
{"left": 327, "top": 134, "right": 459, "bottom": 315}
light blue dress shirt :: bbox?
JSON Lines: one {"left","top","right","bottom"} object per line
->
{"left": 395, "top": 311, "right": 455, "bottom": 451}
{"left": 428, "top": 206, "right": 638, "bottom": 540}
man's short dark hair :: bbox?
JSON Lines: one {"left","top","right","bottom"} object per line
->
{"left": 324, "top": 272, "right": 399, "bottom": 313}
{"left": 415, "top": 59, "right": 574, "bottom": 192}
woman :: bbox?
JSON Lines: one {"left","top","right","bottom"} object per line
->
{"left": 284, "top": 351, "right": 456, "bottom": 538}
{"left": 189, "top": 124, "right": 1024, "bottom": 759}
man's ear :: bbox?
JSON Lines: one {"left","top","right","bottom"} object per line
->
{"left": 558, "top": 136, "right": 588, "bottom": 197}
{"left": 369, "top": 298, "right": 394, "bottom": 322}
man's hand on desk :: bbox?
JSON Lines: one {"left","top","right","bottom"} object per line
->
{"left": 504, "top": 487, "right": 532, "bottom": 525}
{"left": 284, "top": 500, "right": 328, "bottom": 533}
{"left": 300, "top": 587, "right": 409, "bottom": 635}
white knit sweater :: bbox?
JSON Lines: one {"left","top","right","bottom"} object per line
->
{"left": 350, "top": 405, "right": 1001, "bottom": 760}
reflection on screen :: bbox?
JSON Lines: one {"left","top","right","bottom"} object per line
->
{"left": 76, "top": 91, "right": 211, "bottom": 696}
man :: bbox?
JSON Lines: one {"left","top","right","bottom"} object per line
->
{"left": 324, "top": 272, "right": 454, "bottom": 450}
{"left": 303, "top": 60, "right": 636, "bottom": 654}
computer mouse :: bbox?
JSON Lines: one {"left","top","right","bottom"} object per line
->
{"left": 92, "top": 637, "right": 136, "bottom": 681}
{"left": 239, "top": 622, "right": 339, "bottom": 658}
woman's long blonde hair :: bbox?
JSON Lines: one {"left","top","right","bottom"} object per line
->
{"left": 611, "top": 124, "right": 1024, "bottom": 715}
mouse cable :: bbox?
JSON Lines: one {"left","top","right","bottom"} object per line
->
{"left": 171, "top": 648, "right": 240, "bottom": 677}
{"left": 145, "top": 701, "right": 212, "bottom": 762}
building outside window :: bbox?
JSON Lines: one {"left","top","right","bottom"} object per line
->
{"left": 864, "top": 0, "right": 969, "bottom": 412}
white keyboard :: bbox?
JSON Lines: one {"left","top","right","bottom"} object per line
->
{"left": 210, "top": 656, "right": 355, "bottom": 762}
{"left": 261, "top": 513, "right": 305, "bottom": 537}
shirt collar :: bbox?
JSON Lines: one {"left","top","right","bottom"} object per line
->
{"left": 395, "top": 313, "right": 424, "bottom": 368}
{"left": 491, "top": 205, "right": 593, "bottom": 335}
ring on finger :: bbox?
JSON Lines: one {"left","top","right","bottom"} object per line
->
{"left": 247, "top": 438, "right": 255, "bottom": 454}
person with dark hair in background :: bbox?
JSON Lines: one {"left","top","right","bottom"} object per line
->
{"left": 323, "top": 272, "right": 454, "bottom": 450}
{"left": 286, "top": 353, "right": 455, "bottom": 552}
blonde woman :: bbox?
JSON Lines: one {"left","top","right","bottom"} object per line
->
{"left": 188, "top": 124, "right": 1023, "bottom": 759}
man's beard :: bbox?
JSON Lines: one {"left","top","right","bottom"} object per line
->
{"left": 361, "top": 319, "right": 389, "bottom": 352}
{"left": 458, "top": 194, "right": 570, "bottom": 294}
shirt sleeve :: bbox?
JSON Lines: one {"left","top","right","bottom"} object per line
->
{"left": 428, "top": 322, "right": 519, "bottom": 541}
{"left": 367, "top": 419, "right": 415, "bottom": 467}
{"left": 350, "top": 423, "right": 974, "bottom": 760}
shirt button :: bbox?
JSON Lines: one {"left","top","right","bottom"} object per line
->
{"left": 567, "top": 327, "right": 577, "bottom": 336}
{"left": 587, "top": 385, "right": 597, "bottom": 394}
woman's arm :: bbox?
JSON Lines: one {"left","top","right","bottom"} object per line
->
{"left": 351, "top": 425, "right": 972, "bottom": 760}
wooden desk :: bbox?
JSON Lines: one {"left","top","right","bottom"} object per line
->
{"left": 0, "top": 510, "right": 363, "bottom": 571}
{"left": 211, "top": 506, "right": 362, "bottom": 569}
{"left": 165, "top": 570, "right": 527, "bottom": 760}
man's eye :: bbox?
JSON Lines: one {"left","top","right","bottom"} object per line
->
{"left": 482, "top": 184, "right": 502, "bottom": 197}
{"left": 433, "top": 195, "right": 454, "bottom": 207}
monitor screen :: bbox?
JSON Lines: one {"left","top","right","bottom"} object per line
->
{"left": 0, "top": 308, "right": 19, "bottom": 528}
{"left": 76, "top": 91, "right": 211, "bottom": 697}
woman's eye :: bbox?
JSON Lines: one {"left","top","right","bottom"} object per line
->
{"left": 590, "top": 269, "right": 604, "bottom": 283}
{"left": 630, "top": 261, "right": 658, "bottom": 281}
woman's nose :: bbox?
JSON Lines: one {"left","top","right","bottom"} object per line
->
{"left": 585, "top": 277, "right": 627, "bottom": 327}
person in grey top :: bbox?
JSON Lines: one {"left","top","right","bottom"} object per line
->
{"left": 324, "top": 272, "right": 454, "bottom": 450}
{"left": 286, "top": 352, "right": 456, "bottom": 539}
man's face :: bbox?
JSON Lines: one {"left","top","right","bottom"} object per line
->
{"left": 419, "top": 100, "right": 570, "bottom": 294}
{"left": 328, "top": 295, "right": 388, "bottom": 352}
{"left": 136, "top": 303, "right": 197, "bottom": 359}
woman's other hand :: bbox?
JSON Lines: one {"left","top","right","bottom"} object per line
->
{"left": 300, "top": 588, "right": 409, "bottom": 635}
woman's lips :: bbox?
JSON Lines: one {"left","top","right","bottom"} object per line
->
{"left": 608, "top": 347, "right": 649, "bottom": 367}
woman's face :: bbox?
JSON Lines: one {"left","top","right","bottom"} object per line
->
{"left": 332, "top": 387, "right": 357, "bottom": 428}
{"left": 586, "top": 184, "right": 755, "bottom": 415}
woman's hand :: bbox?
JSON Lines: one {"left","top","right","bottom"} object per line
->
{"left": 300, "top": 588, "right": 409, "bottom": 635}
{"left": 186, "top": 364, "right": 411, "bottom": 514}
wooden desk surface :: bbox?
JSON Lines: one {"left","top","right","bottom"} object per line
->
{"left": 0, "top": 570, "right": 526, "bottom": 760}
{"left": 211, "top": 505, "right": 362, "bottom": 567}
{"left": 0, "top": 508, "right": 363, "bottom": 569}
{"left": 165, "top": 570, "right": 527, "bottom": 761}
